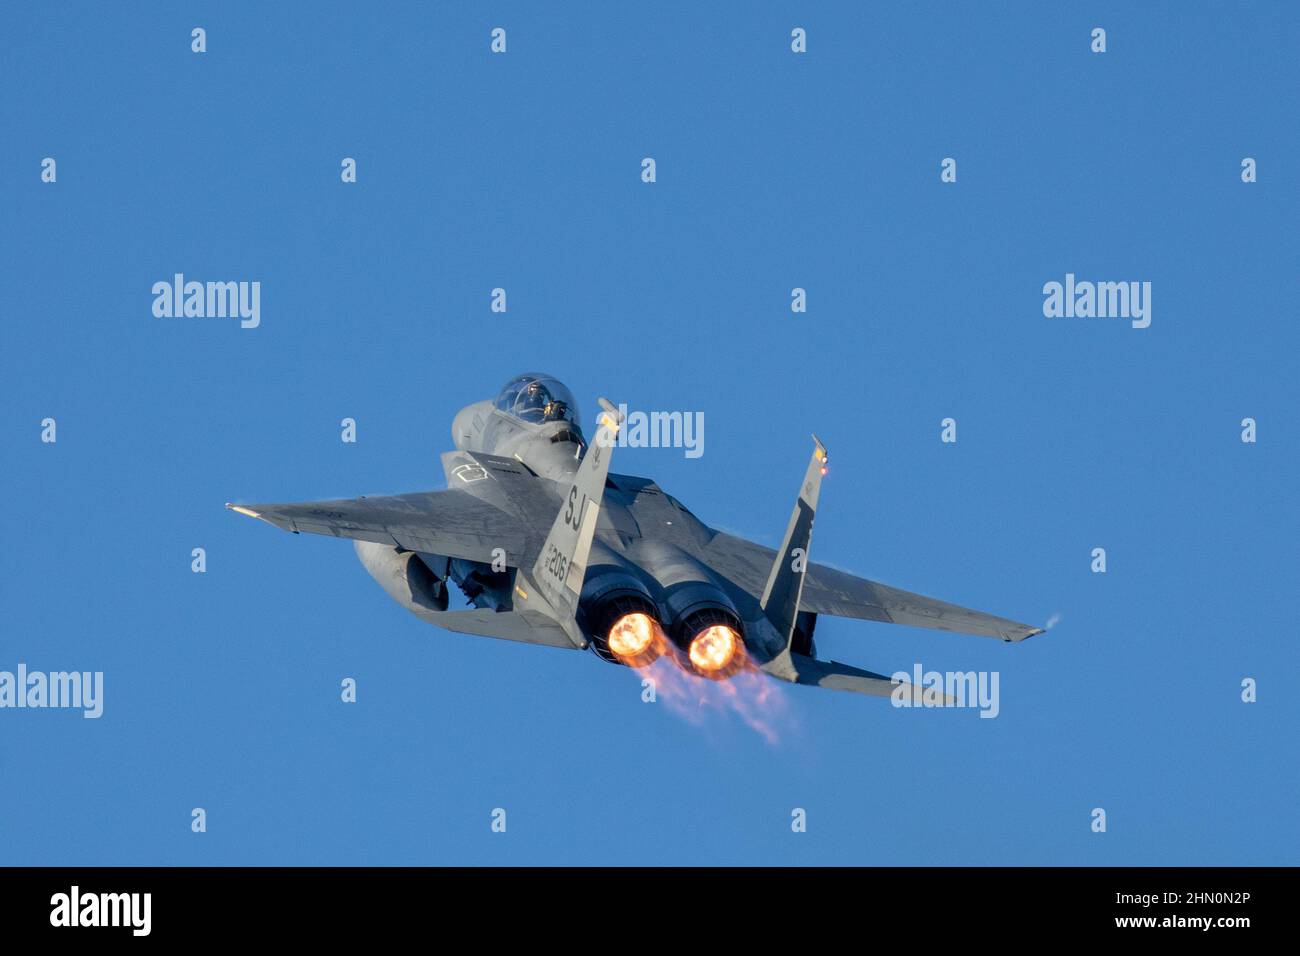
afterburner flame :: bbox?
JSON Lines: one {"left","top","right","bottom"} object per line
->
{"left": 687, "top": 625, "right": 744, "bottom": 677}
{"left": 636, "top": 646, "right": 791, "bottom": 746}
{"left": 607, "top": 612, "right": 665, "bottom": 667}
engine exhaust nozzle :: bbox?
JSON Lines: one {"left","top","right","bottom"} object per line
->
{"left": 675, "top": 607, "right": 747, "bottom": 680}
{"left": 586, "top": 592, "right": 667, "bottom": 668}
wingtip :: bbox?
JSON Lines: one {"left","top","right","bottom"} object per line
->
{"left": 226, "top": 503, "right": 262, "bottom": 519}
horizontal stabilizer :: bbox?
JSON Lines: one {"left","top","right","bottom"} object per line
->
{"left": 763, "top": 653, "right": 953, "bottom": 704}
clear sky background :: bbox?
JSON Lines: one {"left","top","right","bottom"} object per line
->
{"left": 2, "top": 3, "right": 1296, "bottom": 865}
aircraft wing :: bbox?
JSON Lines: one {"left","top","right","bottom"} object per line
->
{"left": 226, "top": 490, "right": 527, "bottom": 567}
{"left": 699, "top": 532, "right": 1043, "bottom": 642}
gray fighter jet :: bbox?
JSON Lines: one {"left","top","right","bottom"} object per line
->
{"left": 229, "top": 373, "right": 1043, "bottom": 699}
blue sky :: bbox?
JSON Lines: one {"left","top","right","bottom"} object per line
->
{"left": 1, "top": 2, "right": 1296, "bottom": 865}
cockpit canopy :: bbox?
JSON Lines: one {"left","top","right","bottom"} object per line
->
{"left": 494, "top": 374, "right": 581, "bottom": 428}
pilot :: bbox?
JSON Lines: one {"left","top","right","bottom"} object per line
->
{"left": 517, "top": 381, "right": 551, "bottom": 416}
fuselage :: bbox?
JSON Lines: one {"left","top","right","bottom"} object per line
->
{"left": 452, "top": 399, "right": 585, "bottom": 483}
{"left": 436, "top": 376, "right": 788, "bottom": 668}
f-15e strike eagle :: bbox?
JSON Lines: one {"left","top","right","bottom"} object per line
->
{"left": 229, "top": 374, "right": 1043, "bottom": 699}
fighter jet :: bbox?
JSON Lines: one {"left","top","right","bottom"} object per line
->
{"left": 228, "top": 373, "right": 1043, "bottom": 699}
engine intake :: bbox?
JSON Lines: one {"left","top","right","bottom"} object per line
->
{"left": 354, "top": 541, "right": 449, "bottom": 614}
